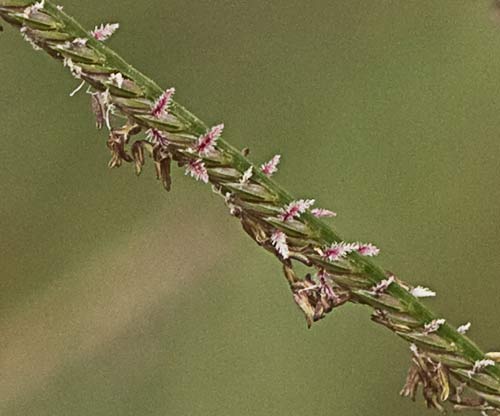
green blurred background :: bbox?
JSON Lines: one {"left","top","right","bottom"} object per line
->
{"left": 2, "top": 1, "right": 500, "bottom": 414}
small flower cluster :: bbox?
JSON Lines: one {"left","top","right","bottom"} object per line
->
{"left": 151, "top": 88, "right": 175, "bottom": 119}
{"left": 91, "top": 23, "right": 120, "bottom": 41}
{"left": 278, "top": 199, "right": 338, "bottom": 222}
{"left": 279, "top": 199, "right": 315, "bottom": 221}
{"left": 185, "top": 124, "right": 225, "bottom": 184}
{"left": 322, "top": 242, "right": 358, "bottom": 261}
{"left": 423, "top": 318, "right": 446, "bottom": 335}
{"left": 322, "top": 241, "right": 380, "bottom": 262}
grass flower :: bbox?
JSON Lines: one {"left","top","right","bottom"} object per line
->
{"left": 278, "top": 199, "right": 315, "bottom": 222}
{"left": 91, "top": 23, "right": 120, "bottom": 41}
{"left": 194, "top": 124, "right": 224, "bottom": 155}
{"left": 151, "top": 87, "right": 175, "bottom": 118}
{"left": 261, "top": 155, "right": 280, "bottom": 176}
{"left": 185, "top": 159, "right": 209, "bottom": 183}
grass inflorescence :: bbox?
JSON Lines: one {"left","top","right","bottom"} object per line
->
{"left": 1, "top": 1, "right": 500, "bottom": 413}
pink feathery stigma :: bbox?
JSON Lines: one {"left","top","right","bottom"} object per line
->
{"left": 311, "top": 208, "right": 337, "bottom": 218}
{"left": 146, "top": 128, "right": 169, "bottom": 147}
{"left": 91, "top": 23, "right": 120, "bottom": 41}
{"left": 185, "top": 159, "right": 209, "bottom": 184}
{"left": 270, "top": 230, "right": 289, "bottom": 259}
{"left": 261, "top": 154, "right": 281, "bottom": 177}
{"left": 323, "top": 245, "right": 344, "bottom": 262}
{"left": 151, "top": 87, "right": 175, "bottom": 118}
{"left": 195, "top": 124, "right": 224, "bottom": 155}
{"left": 323, "top": 242, "right": 358, "bottom": 262}
{"left": 357, "top": 243, "right": 380, "bottom": 257}
{"left": 279, "top": 199, "right": 315, "bottom": 222}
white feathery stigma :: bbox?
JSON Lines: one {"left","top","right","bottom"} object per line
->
{"left": 410, "top": 286, "right": 436, "bottom": 298}
{"left": 109, "top": 72, "right": 124, "bottom": 88}
{"left": 240, "top": 166, "right": 253, "bottom": 184}
{"left": 271, "top": 230, "right": 289, "bottom": 259}
{"left": 91, "top": 23, "right": 120, "bottom": 41}
{"left": 457, "top": 322, "right": 471, "bottom": 335}
{"left": 423, "top": 318, "right": 446, "bottom": 335}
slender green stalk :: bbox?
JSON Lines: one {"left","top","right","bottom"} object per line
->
{"left": 1, "top": 1, "right": 499, "bottom": 413}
